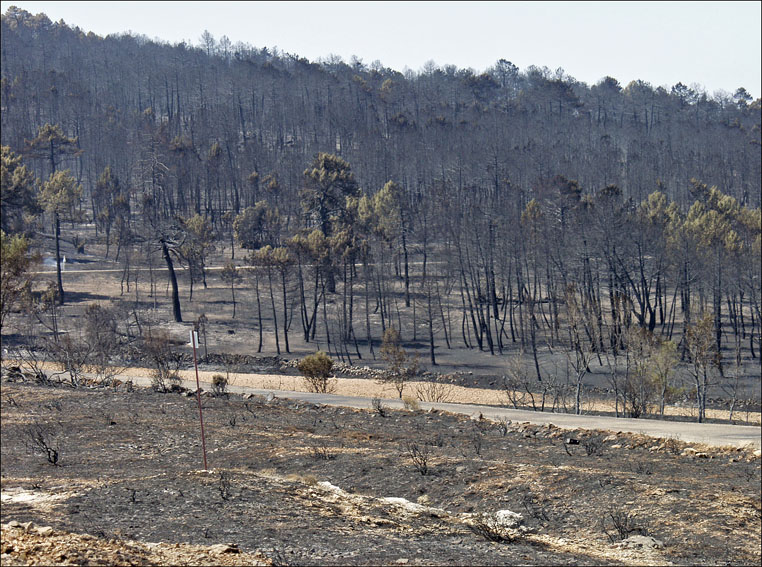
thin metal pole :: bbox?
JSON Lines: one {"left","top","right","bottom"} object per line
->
{"left": 191, "top": 331, "right": 208, "bottom": 470}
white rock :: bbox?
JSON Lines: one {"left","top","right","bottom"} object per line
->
{"left": 494, "top": 509, "right": 523, "bottom": 528}
{"left": 35, "top": 526, "right": 54, "bottom": 537}
{"left": 317, "top": 481, "right": 346, "bottom": 496}
{"left": 382, "top": 497, "right": 429, "bottom": 513}
{"left": 381, "top": 496, "right": 446, "bottom": 516}
{"left": 621, "top": 535, "right": 663, "bottom": 549}
{"left": 209, "top": 543, "right": 240, "bottom": 554}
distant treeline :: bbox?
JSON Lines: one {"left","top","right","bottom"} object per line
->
{"left": 1, "top": 6, "right": 759, "bottom": 216}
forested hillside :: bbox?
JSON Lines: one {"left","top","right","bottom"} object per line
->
{"left": 1, "top": 7, "right": 760, "bottom": 421}
{"left": 2, "top": 8, "right": 761, "bottom": 210}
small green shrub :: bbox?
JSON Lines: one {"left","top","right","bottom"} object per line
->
{"left": 298, "top": 351, "right": 335, "bottom": 393}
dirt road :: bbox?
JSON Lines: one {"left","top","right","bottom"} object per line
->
{"left": 116, "top": 371, "right": 761, "bottom": 450}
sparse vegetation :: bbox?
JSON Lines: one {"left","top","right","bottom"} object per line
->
{"left": 371, "top": 396, "right": 386, "bottom": 417}
{"left": 24, "top": 421, "right": 60, "bottom": 466}
{"left": 309, "top": 439, "right": 337, "bottom": 461}
{"left": 468, "top": 510, "right": 524, "bottom": 543}
{"left": 415, "top": 378, "right": 454, "bottom": 403}
{"left": 378, "top": 328, "right": 419, "bottom": 398}
{"left": 143, "top": 331, "right": 183, "bottom": 392}
{"left": 403, "top": 440, "right": 432, "bottom": 476}
{"left": 218, "top": 471, "right": 232, "bottom": 501}
{"left": 603, "top": 509, "right": 650, "bottom": 543}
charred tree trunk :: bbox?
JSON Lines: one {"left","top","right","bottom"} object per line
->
{"left": 54, "top": 212, "right": 65, "bottom": 305}
{"left": 161, "top": 240, "right": 182, "bottom": 322}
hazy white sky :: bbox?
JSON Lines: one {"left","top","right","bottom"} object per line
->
{"left": 3, "top": 1, "right": 761, "bottom": 98}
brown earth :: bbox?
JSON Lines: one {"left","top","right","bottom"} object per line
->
{"left": 1, "top": 521, "right": 273, "bottom": 566}
{"left": 1, "top": 378, "right": 760, "bottom": 566}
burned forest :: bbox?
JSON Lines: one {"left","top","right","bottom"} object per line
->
{"left": 2, "top": 8, "right": 761, "bottom": 423}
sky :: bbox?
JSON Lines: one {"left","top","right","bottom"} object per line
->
{"left": 2, "top": 1, "right": 761, "bottom": 98}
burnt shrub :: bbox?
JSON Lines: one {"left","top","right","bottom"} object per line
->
{"left": 143, "top": 331, "right": 183, "bottom": 392}
{"left": 211, "top": 374, "right": 229, "bottom": 397}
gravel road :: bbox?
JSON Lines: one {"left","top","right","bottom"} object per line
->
{"left": 121, "top": 372, "right": 761, "bottom": 450}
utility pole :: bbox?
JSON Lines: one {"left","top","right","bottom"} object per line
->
{"left": 190, "top": 329, "right": 208, "bottom": 470}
